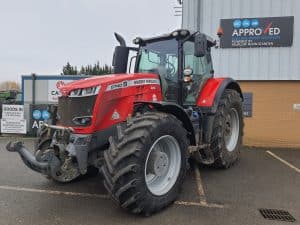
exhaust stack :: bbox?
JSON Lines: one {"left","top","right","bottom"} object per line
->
{"left": 114, "top": 33, "right": 126, "bottom": 47}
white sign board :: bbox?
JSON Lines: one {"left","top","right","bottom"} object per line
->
{"left": 1, "top": 118, "right": 27, "bottom": 134}
{"left": 1, "top": 104, "right": 26, "bottom": 134}
{"left": 48, "top": 80, "right": 74, "bottom": 102}
{"left": 2, "top": 104, "right": 24, "bottom": 120}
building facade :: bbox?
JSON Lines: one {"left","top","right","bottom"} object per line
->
{"left": 183, "top": 0, "right": 300, "bottom": 148}
{"left": 22, "top": 75, "right": 87, "bottom": 134}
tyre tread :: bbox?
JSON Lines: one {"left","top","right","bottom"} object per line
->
{"left": 101, "top": 111, "right": 188, "bottom": 215}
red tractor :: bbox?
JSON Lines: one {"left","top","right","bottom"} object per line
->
{"left": 7, "top": 29, "right": 243, "bottom": 215}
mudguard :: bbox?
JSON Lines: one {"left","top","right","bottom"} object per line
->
{"left": 197, "top": 77, "right": 243, "bottom": 144}
{"left": 197, "top": 77, "right": 243, "bottom": 114}
{"left": 134, "top": 101, "right": 196, "bottom": 146}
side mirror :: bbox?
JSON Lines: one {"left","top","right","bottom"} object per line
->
{"left": 194, "top": 33, "right": 207, "bottom": 57}
{"left": 112, "top": 46, "right": 129, "bottom": 74}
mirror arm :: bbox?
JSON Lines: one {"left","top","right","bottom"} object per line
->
{"left": 182, "top": 31, "right": 200, "bottom": 44}
{"left": 128, "top": 47, "right": 139, "bottom": 51}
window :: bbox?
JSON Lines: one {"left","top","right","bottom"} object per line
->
{"left": 137, "top": 39, "right": 178, "bottom": 77}
{"left": 138, "top": 50, "right": 161, "bottom": 71}
{"left": 183, "top": 41, "right": 212, "bottom": 105}
{"left": 183, "top": 41, "right": 210, "bottom": 77}
{"left": 137, "top": 39, "right": 179, "bottom": 101}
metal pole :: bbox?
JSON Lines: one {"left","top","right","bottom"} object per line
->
{"left": 31, "top": 73, "right": 36, "bottom": 105}
{"left": 197, "top": 0, "right": 202, "bottom": 31}
{"left": 180, "top": 0, "right": 183, "bottom": 28}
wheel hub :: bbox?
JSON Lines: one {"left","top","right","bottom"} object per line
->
{"left": 145, "top": 135, "right": 181, "bottom": 196}
{"left": 225, "top": 116, "right": 232, "bottom": 135}
{"left": 147, "top": 151, "right": 169, "bottom": 177}
{"left": 224, "top": 108, "right": 240, "bottom": 152}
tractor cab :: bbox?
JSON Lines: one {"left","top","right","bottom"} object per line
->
{"left": 113, "top": 29, "right": 216, "bottom": 106}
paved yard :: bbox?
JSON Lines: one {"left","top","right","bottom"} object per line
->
{"left": 0, "top": 138, "right": 299, "bottom": 225}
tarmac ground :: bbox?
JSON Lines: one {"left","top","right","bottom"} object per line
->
{"left": 0, "top": 138, "right": 299, "bottom": 225}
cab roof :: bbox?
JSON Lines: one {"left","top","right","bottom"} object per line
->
{"left": 133, "top": 29, "right": 216, "bottom": 47}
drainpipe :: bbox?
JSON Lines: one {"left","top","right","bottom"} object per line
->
{"left": 31, "top": 73, "right": 36, "bottom": 105}
{"left": 197, "top": 0, "right": 202, "bottom": 31}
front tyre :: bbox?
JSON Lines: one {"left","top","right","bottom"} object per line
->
{"left": 34, "top": 125, "right": 53, "bottom": 179}
{"left": 34, "top": 125, "right": 82, "bottom": 183}
{"left": 211, "top": 89, "right": 244, "bottom": 169}
{"left": 101, "top": 112, "right": 188, "bottom": 215}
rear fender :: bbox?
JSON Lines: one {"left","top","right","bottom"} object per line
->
{"left": 197, "top": 78, "right": 243, "bottom": 143}
{"left": 197, "top": 78, "right": 243, "bottom": 114}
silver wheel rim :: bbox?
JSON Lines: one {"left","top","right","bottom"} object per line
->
{"left": 144, "top": 135, "right": 181, "bottom": 196}
{"left": 224, "top": 108, "right": 240, "bottom": 152}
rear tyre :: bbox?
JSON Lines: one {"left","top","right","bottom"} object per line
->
{"left": 211, "top": 89, "right": 243, "bottom": 169}
{"left": 101, "top": 112, "right": 188, "bottom": 215}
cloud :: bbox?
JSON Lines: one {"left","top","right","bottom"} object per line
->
{"left": 0, "top": 0, "right": 180, "bottom": 83}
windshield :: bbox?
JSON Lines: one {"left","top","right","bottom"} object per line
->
{"left": 137, "top": 39, "right": 178, "bottom": 76}
{"left": 137, "top": 39, "right": 178, "bottom": 101}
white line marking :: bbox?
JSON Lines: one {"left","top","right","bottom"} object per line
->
{"left": 266, "top": 151, "right": 300, "bottom": 173}
{"left": 194, "top": 165, "right": 207, "bottom": 204}
{"left": 0, "top": 185, "right": 225, "bottom": 208}
{"left": 175, "top": 200, "right": 225, "bottom": 208}
{"left": 0, "top": 185, "right": 109, "bottom": 199}
{"left": 193, "top": 165, "right": 225, "bottom": 208}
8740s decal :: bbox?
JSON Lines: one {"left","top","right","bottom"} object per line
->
{"left": 106, "top": 78, "right": 160, "bottom": 91}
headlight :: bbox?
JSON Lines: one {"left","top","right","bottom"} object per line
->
{"left": 70, "top": 89, "right": 82, "bottom": 96}
{"left": 171, "top": 31, "right": 179, "bottom": 37}
{"left": 180, "top": 30, "right": 189, "bottom": 36}
{"left": 69, "top": 85, "right": 100, "bottom": 97}
{"left": 72, "top": 116, "right": 92, "bottom": 126}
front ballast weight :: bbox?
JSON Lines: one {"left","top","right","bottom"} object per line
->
{"left": 6, "top": 124, "right": 90, "bottom": 183}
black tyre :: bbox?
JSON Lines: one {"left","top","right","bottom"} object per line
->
{"left": 211, "top": 89, "right": 244, "bottom": 168}
{"left": 101, "top": 112, "right": 188, "bottom": 215}
{"left": 34, "top": 126, "right": 54, "bottom": 179}
{"left": 34, "top": 125, "right": 53, "bottom": 158}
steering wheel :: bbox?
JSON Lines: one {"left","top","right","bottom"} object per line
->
{"left": 165, "top": 61, "right": 176, "bottom": 78}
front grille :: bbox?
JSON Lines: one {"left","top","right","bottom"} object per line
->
{"left": 57, "top": 96, "right": 97, "bottom": 127}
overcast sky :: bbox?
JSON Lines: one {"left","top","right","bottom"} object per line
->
{"left": 0, "top": 0, "right": 181, "bottom": 84}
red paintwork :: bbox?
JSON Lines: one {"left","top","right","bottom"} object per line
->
{"left": 58, "top": 74, "right": 228, "bottom": 134}
{"left": 196, "top": 77, "right": 226, "bottom": 107}
{"left": 58, "top": 73, "right": 162, "bottom": 134}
